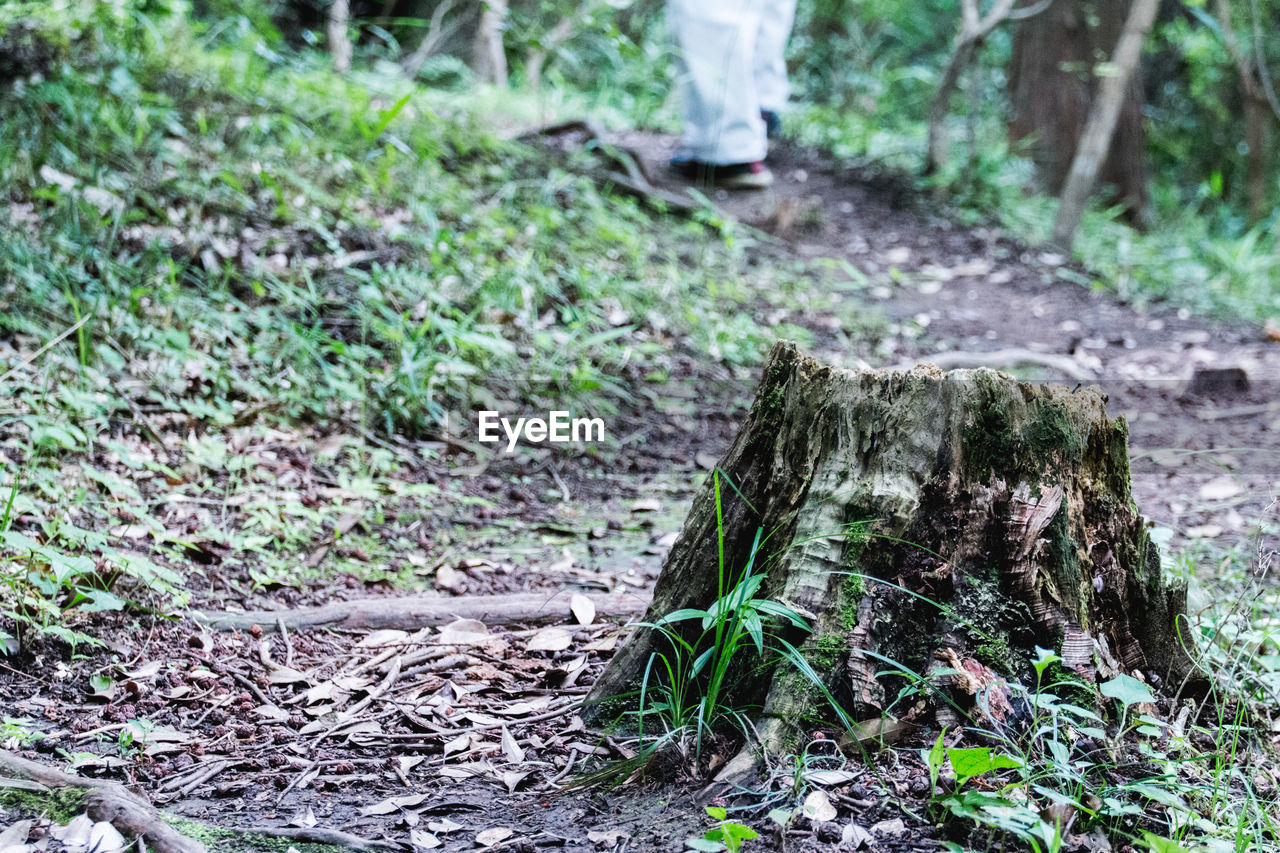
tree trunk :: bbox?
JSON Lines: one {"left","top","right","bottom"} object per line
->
{"left": 586, "top": 343, "right": 1189, "bottom": 763}
{"left": 1008, "top": 0, "right": 1149, "bottom": 223}
{"left": 925, "top": 0, "right": 1019, "bottom": 175}
{"left": 1051, "top": 0, "right": 1161, "bottom": 248}
{"left": 328, "top": 0, "right": 353, "bottom": 74}
{"left": 471, "top": 0, "right": 508, "bottom": 86}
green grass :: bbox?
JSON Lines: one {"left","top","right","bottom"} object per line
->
{"left": 0, "top": 3, "right": 848, "bottom": 648}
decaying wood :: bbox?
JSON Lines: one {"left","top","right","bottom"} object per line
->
{"left": 196, "top": 589, "right": 649, "bottom": 632}
{"left": 0, "top": 750, "right": 205, "bottom": 853}
{"left": 588, "top": 342, "right": 1189, "bottom": 780}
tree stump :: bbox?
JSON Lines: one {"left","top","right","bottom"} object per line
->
{"left": 587, "top": 342, "right": 1188, "bottom": 763}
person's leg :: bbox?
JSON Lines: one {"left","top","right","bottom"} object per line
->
{"left": 753, "top": 0, "right": 796, "bottom": 138}
{"left": 668, "top": 0, "right": 766, "bottom": 166}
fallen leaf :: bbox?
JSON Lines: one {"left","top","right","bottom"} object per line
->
{"left": 570, "top": 594, "right": 596, "bottom": 626}
{"left": 0, "top": 820, "right": 32, "bottom": 849}
{"left": 428, "top": 818, "right": 464, "bottom": 834}
{"left": 1199, "top": 476, "right": 1243, "bottom": 501}
{"left": 804, "top": 769, "right": 859, "bottom": 786}
{"left": 841, "top": 823, "right": 874, "bottom": 849}
{"left": 288, "top": 807, "right": 318, "bottom": 828}
{"left": 254, "top": 704, "right": 290, "bottom": 722}
{"left": 475, "top": 828, "right": 513, "bottom": 847}
{"left": 802, "top": 790, "right": 837, "bottom": 823}
{"left": 587, "top": 829, "right": 630, "bottom": 846}
{"left": 630, "top": 498, "right": 661, "bottom": 512}
{"left": 435, "top": 565, "right": 465, "bottom": 592}
{"left": 411, "top": 830, "right": 442, "bottom": 850}
{"left": 266, "top": 666, "right": 310, "bottom": 684}
{"left": 437, "top": 619, "right": 490, "bottom": 646}
{"left": 361, "top": 793, "right": 431, "bottom": 816}
{"left": 443, "top": 734, "right": 472, "bottom": 756}
{"left": 526, "top": 626, "right": 572, "bottom": 652}
{"left": 358, "top": 629, "right": 409, "bottom": 648}
{"left": 501, "top": 770, "right": 531, "bottom": 793}
{"left": 870, "top": 817, "right": 906, "bottom": 836}
{"left": 501, "top": 727, "right": 525, "bottom": 764}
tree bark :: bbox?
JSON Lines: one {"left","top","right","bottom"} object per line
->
{"left": 1216, "top": 0, "right": 1274, "bottom": 223}
{"left": 1051, "top": 0, "right": 1160, "bottom": 248}
{"left": 587, "top": 343, "right": 1189, "bottom": 761}
{"left": 328, "top": 0, "right": 353, "bottom": 74}
{"left": 1008, "top": 0, "right": 1149, "bottom": 223}
{"left": 471, "top": 0, "right": 509, "bottom": 86}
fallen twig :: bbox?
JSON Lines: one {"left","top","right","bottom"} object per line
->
{"left": 194, "top": 589, "right": 650, "bottom": 633}
{"left": 241, "top": 826, "right": 399, "bottom": 852}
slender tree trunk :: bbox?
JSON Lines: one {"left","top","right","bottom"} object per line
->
{"left": 926, "top": 0, "right": 1019, "bottom": 175}
{"left": 588, "top": 343, "right": 1190, "bottom": 775}
{"left": 1217, "top": 0, "right": 1273, "bottom": 223}
{"left": 1052, "top": 0, "right": 1160, "bottom": 248}
{"left": 524, "top": 14, "right": 577, "bottom": 92}
{"left": 471, "top": 0, "right": 509, "bottom": 86}
{"left": 328, "top": 0, "right": 353, "bottom": 74}
{"left": 1008, "top": 0, "right": 1149, "bottom": 222}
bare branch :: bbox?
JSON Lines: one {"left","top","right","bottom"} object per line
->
{"left": 402, "top": 0, "right": 459, "bottom": 80}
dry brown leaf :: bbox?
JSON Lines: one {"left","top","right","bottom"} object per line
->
{"left": 500, "top": 727, "right": 525, "bottom": 764}
{"left": 437, "top": 619, "right": 490, "bottom": 645}
{"left": 570, "top": 594, "right": 596, "bottom": 626}
{"left": 526, "top": 626, "right": 572, "bottom": 652}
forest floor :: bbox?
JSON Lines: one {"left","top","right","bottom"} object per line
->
{"left": 3, "top": 130, "right": 1279, "bottom": 853}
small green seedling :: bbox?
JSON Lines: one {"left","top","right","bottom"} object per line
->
{"left": 686, "top": 806, "right": 758, "bottom": 853}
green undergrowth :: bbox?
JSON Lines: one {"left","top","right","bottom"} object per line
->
{"left": 0, "top": 3, "right": 855, "bottom": 649}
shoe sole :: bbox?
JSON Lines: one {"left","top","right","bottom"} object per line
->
{"left": 717, "top": 172, "right": 773, "bottom": 190}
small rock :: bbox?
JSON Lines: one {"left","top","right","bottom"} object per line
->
{"left": 1187, "top": 367, "right": 1248, "bottom": 397}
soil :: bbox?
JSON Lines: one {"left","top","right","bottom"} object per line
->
{"left": 3, "top": 132, "right": 1278, "bottom": 853}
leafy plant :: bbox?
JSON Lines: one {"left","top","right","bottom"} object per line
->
{"left": 633, "top": 471, "right": 812, "bottom": 761}
{"left": 686, "top": 806, "right": 758, "bottom": 853}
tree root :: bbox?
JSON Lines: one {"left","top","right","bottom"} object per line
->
{"left": 194, "top": 589, "right": 650, "bottom": 632}
{"left": 0, "top": 749, "right": 205, "bottom": 853}
{"left": 514, "top": 119, "right": 702, "bottom": 214}
{"left": 0, "top": 750, "right": 403, "bottom": 852}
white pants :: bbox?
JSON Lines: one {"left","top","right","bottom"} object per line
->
{"left": 669, "top": 0, "right": 797, "bottom": 164}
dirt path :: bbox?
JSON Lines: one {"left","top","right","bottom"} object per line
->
{"left": 4, "top": 135, "right": 1278, "bottom": 853}
{"left": 614, "top": 130, "right": 1280, "bottom": 546}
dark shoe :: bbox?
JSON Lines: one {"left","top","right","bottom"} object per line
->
{"left": 761, "top": 110, "right": 782, "bottom": 140}
{"left": 669, "top": 157, "right": 774, "bottom": 189}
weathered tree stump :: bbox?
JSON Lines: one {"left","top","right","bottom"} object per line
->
{"left": 587, "top": 342, "right": 1188, "bottom": 764}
